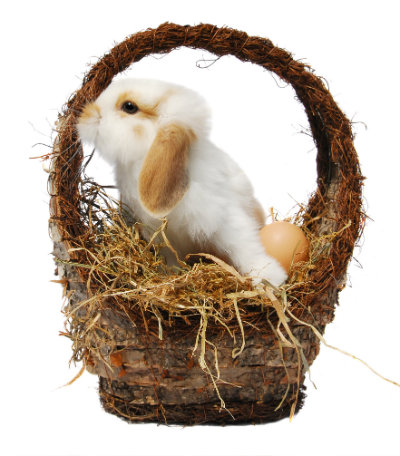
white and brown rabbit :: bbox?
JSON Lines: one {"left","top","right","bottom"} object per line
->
{"left": 77, "top": 78, "right": 287, "bottom": 286}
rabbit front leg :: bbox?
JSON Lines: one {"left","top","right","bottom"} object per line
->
{"left": 245, "top": 249, "right": 288, "bottom": 287}
{"left": 214, "top": 213, "right": 288, "bottom": 287}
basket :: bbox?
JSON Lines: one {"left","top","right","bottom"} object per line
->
{"left": 49, "top": 22, "right": 364, "bottom": 425}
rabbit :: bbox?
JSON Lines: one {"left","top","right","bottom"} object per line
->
{"left": 77, "top": 78, "right": 287, "bottom": 287}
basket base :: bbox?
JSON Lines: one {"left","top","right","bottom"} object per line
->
{"left": 99, "top": 377, "right": 306, "bottom": 425}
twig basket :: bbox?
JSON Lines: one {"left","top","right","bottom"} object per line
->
{"left": 49, "top": 23, "right": 364, "bottom": 425}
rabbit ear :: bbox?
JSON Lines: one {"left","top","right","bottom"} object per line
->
{"left": 138, "top": 123, "right": 195, "bottom": 217}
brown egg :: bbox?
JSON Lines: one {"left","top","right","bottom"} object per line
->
{"left": 260, "top": 221, "right": 309, "bottom": 272}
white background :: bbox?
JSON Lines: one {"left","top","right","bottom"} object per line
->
{"left": 1, "top": 1, "right": 400, "bottom": 455}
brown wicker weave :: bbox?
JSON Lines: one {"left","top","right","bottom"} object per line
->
{"left": 49, "top": 22, "right": 364, "bottom": 425}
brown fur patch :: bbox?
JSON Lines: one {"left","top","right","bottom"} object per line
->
{"left": 115, "top": 91, "right": 158, "bottom": 119}
{"left": 138, "top": 90, "right": 175, "bottom": 119}
{"left": 115, "top": 90, "right": 175, "bottom": 119}
{"left": 138, "top": 124, "right": 196, "bottom": 216}
{"left": 133, "top": 125, "right": 144, "bottom": 137}
{"left": 79, "top": 102, "right": 100, "bottom": 122}
{"left": 139, "top": 103, "right": 159, "bottom": 119}
{"left": 115, "top": 92, "right": 134, "bottom": 111}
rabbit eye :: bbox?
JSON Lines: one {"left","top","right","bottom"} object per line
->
{"left": 121, "top": 101, "right": 139, "bottom": 114}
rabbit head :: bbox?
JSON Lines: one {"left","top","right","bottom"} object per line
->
{"left": 77, "top": 78, "right": 211, "bottom": 164}
{"left": 77, "top": 78, "right": 211, "bottom": 217}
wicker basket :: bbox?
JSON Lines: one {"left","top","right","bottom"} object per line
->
{"left": 49, "top": 23, "right": 364, "bottom": 425}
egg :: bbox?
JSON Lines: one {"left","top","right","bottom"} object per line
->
{"left": 260, "top": 221, "right": 309, "bottom": 273}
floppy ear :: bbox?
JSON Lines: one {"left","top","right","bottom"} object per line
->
{"left": 138, "top": 123, "right": 195, "bottom": 217}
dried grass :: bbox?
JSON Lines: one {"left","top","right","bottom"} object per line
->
{"left": 57, "top": 180, "right": 349, "bottom": 419}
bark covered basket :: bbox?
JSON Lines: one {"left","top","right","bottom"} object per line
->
{"left": 49, "top": 23, "right": 364, "bottom": 425}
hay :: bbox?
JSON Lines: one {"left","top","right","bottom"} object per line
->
{"left": 54, "top": 179, "right": 353, "bottom": 423}
{"left": 49, "top": 23, "right": 365, "bottom": 424}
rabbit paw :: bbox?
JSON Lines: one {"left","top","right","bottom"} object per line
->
{"left": 249, "top": 257, "right": 288, "bottom": 288}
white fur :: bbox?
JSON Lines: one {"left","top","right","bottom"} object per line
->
{"left": 77, "top": 78, "right": 287, "bottom": 287}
